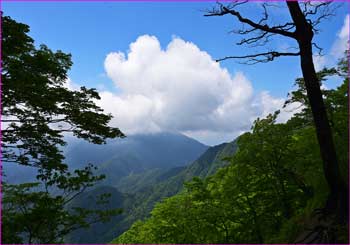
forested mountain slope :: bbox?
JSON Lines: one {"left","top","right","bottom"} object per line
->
{"left": 112, "top": 58, "right": 349, "bottom": 244}
{"left": 68, "top": 139, "right": 238, "bottom": 243}
{"left": 65, "top": 132, "right": 208, "bottom": 186}
{"left": 4, "top": 132, "right": 208, "bottom": 186}
{"left": 122, "top": 140, "right": 238, "bottom": 222}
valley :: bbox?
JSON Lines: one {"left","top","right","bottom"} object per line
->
{"left": 4, "top": 132, "right": 238, "bottom": 244}
{"left": 65, "top": 133, "right": 237, "bottom": 243}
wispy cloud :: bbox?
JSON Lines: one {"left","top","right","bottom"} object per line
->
{"left": 331, "top": 14, "right": 349, "bottom": 59}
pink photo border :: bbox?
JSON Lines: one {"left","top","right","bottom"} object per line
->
{"left": 0, "top": 0, "right": 348, "bottom": 244}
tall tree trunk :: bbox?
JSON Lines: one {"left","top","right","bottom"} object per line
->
{"left": 287, "top": 1, "right": 348, "bottom": 222}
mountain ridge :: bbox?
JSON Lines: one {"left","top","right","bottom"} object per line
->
{"left": 67, "top": 138, "right": 238, "bottom": 244}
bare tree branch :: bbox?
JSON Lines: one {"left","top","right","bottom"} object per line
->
{"left": 215, "top": 51, "right": 300, "bottom": 63}
{"left": 312, "top": 42, "right": 323, "bottom": 55}
{"left": 302, "top": 1, "right": 332, "bottom": 17}
{"left": 205, "top": 1, "right": 338, "bottom": 64}
{"left": 205, "top": 4, "right": 296, "bottom": 39}
{"left": 301, "top": 1, "right": 341, "bottom": 33}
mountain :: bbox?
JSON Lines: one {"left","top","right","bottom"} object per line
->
{"left": 64, "top": 132, "right": 208, "bottom": 186}
{"left": 70, "top": 140, "right": 238, "bottom": 244}
{"left": 124, "top": 140, "right": 238, "bottom": 222}
{"left": 116, "top": 166, "right": 186, "bottom": 194}
{"left": 66, "top": 186, "right": 131, "bottom": 244}
{"left": 3, "top": 163, "right": 38, "bottom": 184}
{"left": 4, "top": 132, "right": 208, "bottom": 186}
{"left": 5, "top": 132, "right": 237, "bottom": 244}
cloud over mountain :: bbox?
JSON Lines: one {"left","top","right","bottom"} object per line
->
{"left": 98, "top": 35, "right": 290, "bottom": 144}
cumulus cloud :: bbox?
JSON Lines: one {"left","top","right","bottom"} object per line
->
{"left": 99, "top": 35, "right": 290, "bottom": 145}
{"left": 254, "top": 91, "right": 302, "bottom": 124}
{"left": 257, "top": 91, "right": 285, "bottom": 119}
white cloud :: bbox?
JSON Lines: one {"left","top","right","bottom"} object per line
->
{"left": 253, "top": 91, "right": 302, "bottom": 124}
{"left": 331, "top": 14, "right": 349, "bottom": 59}
{"left": 279, "top": 102, "right": 303, "bottom": 123}
{"left": 310, "top": 14, "right": 349, "bottom": 87}
{"left": 258, "top": 91, "right": 285, "bottom": 119}
{"left": 64, "top": 77, "right": 80, "bottom": 91}
{"left": 313, "top": 54, "right": 326, "bottom": 71}
{"left": 99, "top": 35, "right": 290, "bottom": 145}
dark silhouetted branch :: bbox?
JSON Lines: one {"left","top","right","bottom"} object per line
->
{"left": 205, "top": 4, "right": 296, "bottom": 39}
{"left": 215, "top": 51, "right": 300, "bottom": 64}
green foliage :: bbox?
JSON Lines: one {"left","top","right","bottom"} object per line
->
{"left": 2, "top": 182, "right": 122, "bottom": 244}
{"left": 2, "top": 14, "right": 124, "bottom": 171}
{"left": 105, "top": 141, "right": 238, "bottom": 244}
{"left": 112, "top": 54, "right": 348, "bottom": 244}
{"left": 1, "top": 14, "right": 124, "bottom": 243}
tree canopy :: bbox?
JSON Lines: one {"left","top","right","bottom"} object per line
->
{"left": 1, "top": 14, "right": 124, "bottom": 243}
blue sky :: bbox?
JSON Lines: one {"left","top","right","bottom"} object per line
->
{"left": 3, "top": 1, "right": 349, "bottom": 145}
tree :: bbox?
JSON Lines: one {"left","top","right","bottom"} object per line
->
{"left": 1, "top": 14, "right": 125, "bottom": 243}
{"left": 110, "top": 51, "right": 348, "bottom": 244}
{"left": 205, "top": 1, "right": 348, "bottom": 224}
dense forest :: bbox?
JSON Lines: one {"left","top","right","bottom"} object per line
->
{"left": 1, "top": 1, "right": 349, "bottom": 244}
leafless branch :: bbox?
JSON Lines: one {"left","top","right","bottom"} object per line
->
{"left": 312, "top": 42, "right": 323, "bottom": 56}
{"left": 205, "top": 4, "right": 296, "bottom": 39}
{"left": 215, "top": 51, "right": 300, "bottom": 64}
{"left": 302, "top": 1, "right": 332, "bottom": 17}
{"left": 302, "top": 1, "right": 341, "bottom": 33}
{"left": 205, "top": 1, "right": 338, "bottom": 63}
